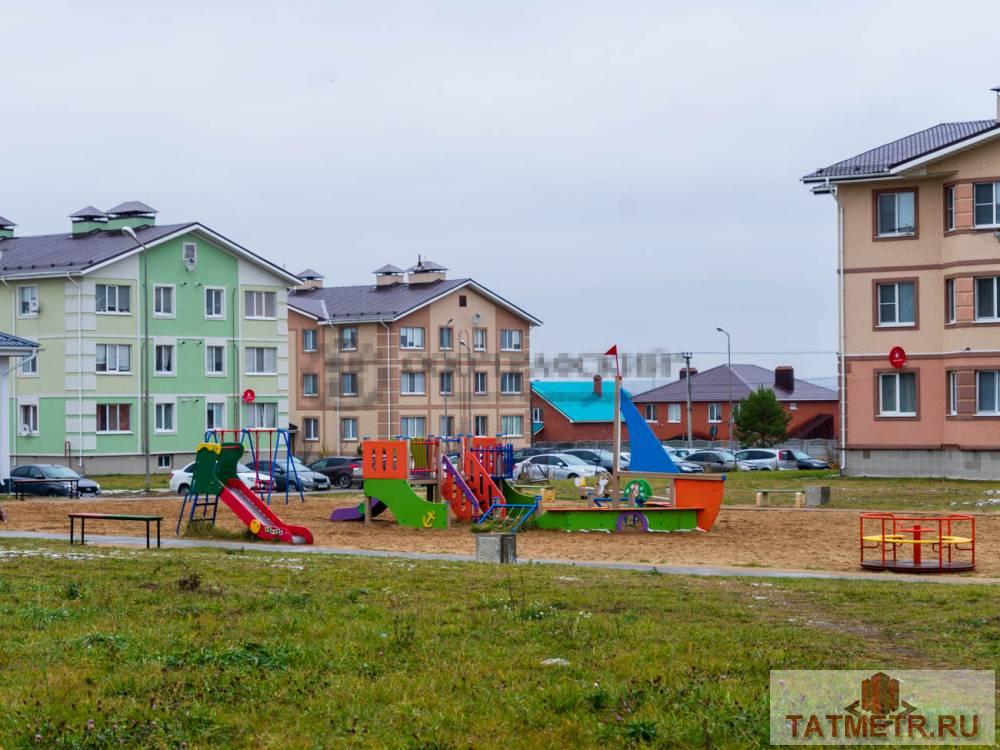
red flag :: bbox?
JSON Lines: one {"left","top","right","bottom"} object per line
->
{"left": 604, "top": 345, "right": 617, "bottom": 356}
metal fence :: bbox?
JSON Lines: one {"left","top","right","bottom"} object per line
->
{"left": 532, "top": 438, "right": 838, "bottom": 463}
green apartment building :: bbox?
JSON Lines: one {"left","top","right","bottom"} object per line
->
{"left": 0, "top": 203, "right": 300, "bottom": 474}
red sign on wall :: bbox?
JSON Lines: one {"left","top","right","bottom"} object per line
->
{"left": 242, "top": 388, "right": 256, "bottom": 404}
{"left": 889, "top": 346, "right": 907, "bottom": 369}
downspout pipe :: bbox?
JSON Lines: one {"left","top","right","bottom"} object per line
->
{"left": 379, "top": 320, "right": 391, "bottom": 439}
{"left": 832, "top": 180, "right": 847, "bottom": 474}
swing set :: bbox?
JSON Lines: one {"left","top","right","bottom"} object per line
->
{"left": 203, "top": 427, "right": 305, "bottom": 505}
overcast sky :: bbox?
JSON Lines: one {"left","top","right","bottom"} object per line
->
{"left": 6, "top": 1, "right": 1000, "bottom": 383}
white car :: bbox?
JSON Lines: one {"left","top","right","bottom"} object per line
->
{"left": 169, "top": 461, "right": 259, "bottom": 495}
{"left": 733, "top": 448, "right": 800, "bottom": 471}
{"left": 514, "top": 453, "right": 608, "bottom": 481}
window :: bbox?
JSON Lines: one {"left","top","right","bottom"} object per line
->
{"left": 948, "top": 371, "right": 958, "bottom": 416}
{"left": 399, "top": 327, "right": 425, "bottom": 349}
{"left": 340, "top": 326, "right": 357, "bottom": 351}
{"left": 19, "top": 355, "right": 37, "bottom": 376}
{"left": 17, "top": 286, "right": 37, "bottom": 316}
{"left": 500, "top": 329, "right": 523, "bottom": 351}
{"left": 500, "top": 372, "right": 522, "bottom": 394}
{"left": 977, "top": 371, "right": 1000, "bottom": 415}
{"left": 157, "top": 455, "right": 172, "bottom": 469}
{"left": 304, "top": 417, "right": 319, "bottom": 441}
{"left": 244, "top": 290, "right": 276, "bottom": 319}
{"left": 975, "top": 276, "right": 1000, "bottom": 321}
{"left": 96, "top": 284, "right": 131, "bottom": 314}
{"left": 153, "top": 285, "right": 174, "bottom": 317}
{"left": 246, "top": 402, "right": 277, "bottom": 428}
{"left": 459, "top": 295, "right": 467, "bottom": 307}
{"left": 945, "top": 186, "right": 955, "bottom": 231}
{"left": 401, "top": 371, "right": 426, "bottom": 395}
{"left": 440, "top": 371, "right": 454, "bottom": 395}
{"left": 154, "top": 344, "right": 175, "bottom": 375}
{"left": 474, "top": 415, "right": 488, "bottom": 436}
{"left": 303, "top": 373, "right": 318, "bottom": 397}
{"left": 19, "top": 404, "right": 38, "bottom": 435}
{"left": 877, "top": 281, "right": 916, "bottom": 326}
{"left": 439, "top": 326, "right": 453, "bottom": 350}
{"left": 532, "top": 406, "right": 543, "bottom": 423}
{"left": 439, "top": 415, "right": 455, "bottom": 437}
{"left": 473, "top": 328, "right": 487, "bottom": 351}
{"left": 341, "top": 372, "right": 358, "bottom": 396}
{"left": 183, "top": 242, "right": 197, "bottom": 266}
{"left": 474, "top": 371, "right": 487, "bottom": 395}
{"left": 974, "top": 181, "right": 1000, "bottom": 226}
{"left": 400, "top": 417, "right": 426, "bottom": 438}
{"left": 205, "top": 287, "right": 225, "bottom": 319}
{"left": 876, "top": 191, "right": 916, "bottom": 236}
{"left": 667, "top": 403, "right": 681, "bottom": 423}
{"left": 789, "top": 402, "right": 798, "bottom": 411}
{"left": 708, "top": 403, "right": 722, "bottom": 423}
{"left": 97, "top": 404, "right": 131, "bottom": 433}
{"left": 946, "top": 278, "right": 956, "bottom": 324}
{"left": 879, "top": 372, "right": 917, "bottom": 416}
{"left": 206, "top": 345, "right": 225, "bottom": 375}
{"left": 303, "top": 329, "right": 318, "bottom": 352}
{"left": 501, "top": 415, "right": 524, "bottom": 437}
{"left": 644, "top": 404, "right": 656, "bottom": 421}
{"left": 206, "top": 401, "right": 225, "bottom": 430}
{"left": 155, "top": 402, "right": 175, "bottom": 433}
{"left": 341, "top": 417, "right": 358, "bottom": 441}
{"left": 96, "top": 344, "right": 131, "bottom": 374}
{"left": 245, "top": 347, "right": 277, "bottom": 374}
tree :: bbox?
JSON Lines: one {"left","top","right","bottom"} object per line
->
{"left": 734, "top": 387, "right": 791, "bottom": 447}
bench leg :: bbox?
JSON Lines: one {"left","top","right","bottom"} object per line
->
{"left": 157, "top": 520, "right": 161, "bottom": 548}
{"left": 80, "top": 517, "right": 85, "bottom": 546}
{"left": 755, "top": 491, "right": 767, "bottom": 507}
{"left": 794, "top": 491, "right": 805, "bottom": 509}
{"left": 146, "top": 522, "right": 150, "bottom": 549}
{"left": 70, "top": 517, "right": 74, "bottom": 545}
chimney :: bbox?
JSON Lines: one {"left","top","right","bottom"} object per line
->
{"left": 69, "top": 205, "right": 108, "bottom": 236}
{"left": 374, "top": 264, "right": 404, "bottom": 287}
{"left": 406, "top": 256, "right": 447, "bottom": 284}
{"left": 295, "top": 268, "right": 324, "bottom": 291}
{"left": 993, "top": 85, "right": 1000, "bottom": 120}
{"left": 679, "top": 367, "right": 698, "bottom": 380}
{"left": 0, "top": 215, "right": 15, "bottom": 240}
{"left": 105, "top": 201, "right": 157, "bottom": 230}
{"left": 774, "top": 366, "right": 795, "bottom": 392}
{"left": 593, "top": 374, "right": 603, "bottom": 397}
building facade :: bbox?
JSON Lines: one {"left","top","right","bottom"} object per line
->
{"left": 804, "top": 89, "right": 1000, "bottom": 477}
{"left": 287, "top": 261, "right": 540, "bottom": 457}
{"left": 0, "top": 203, "right": 298, "bottom": 474}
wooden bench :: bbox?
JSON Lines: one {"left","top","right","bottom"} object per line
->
{"left": 69, "top": 513, "right": 163, "bottom": 549}
{"left": 754, "top": 489, "right": 806, "bottom": 508}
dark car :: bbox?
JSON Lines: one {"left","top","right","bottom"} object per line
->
{"left": 310, "top": 456, "right": 362, "bottom": 489}
{"left": 792, "top": 450, "right": 831, "bottom": 470}
{"left": 10, "top": 464, "right": 100, "bottom": 497}
{"left": 511, "top": 447, "right": 545, "bottom": 463}
{"left": 245, "top": 459, "right": 308, "bottom": 492}
{"left": 562, "top": 448, "right": 629, "bottom": 472}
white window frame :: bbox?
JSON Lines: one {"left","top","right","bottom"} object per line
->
{"left": 302, "top": 373, "right": 319, "bottom": 397}
{"left": 500, "top": 329, "right": 523, "bottom": 351}
{"left": 341, "top": 417, "right": 358, "bottom": 441}
{"left": 473, "top": 328, "right": 487, "bottom": 351}
{"left": 17, "top": 285, "right": 38, "bottom": 317}
{"left": 976, "top": 370, "right": 1000, "bottom": 416}
{"left": 182, "top": 242, "right": 197, "bottom": 266}
{"left": 206, "top": 401, "right": 226, "bottom": 431}
{"left": 439, "top": 370, "right": 454, "bottom": 395}
{"left": 974, "top": 276, "right": 1000, "bottom": 322}
{"left": 246, "top": 402, "right": 278, "bottom": 428}
{"left": 205, "top": 345, "right": 226, "bottom": 376}
{"left": 341, "top": 372, "right": 358, "bottom": 396}
{"left": 876, "top": 191, "right": 916, "bottom": 237}
{"left": 876, "top": 281, "right": 916, "bottom": 327}
{"left": 945, "top": 186, "right": 955, "bottom": 231}
{"left": 500, "top": 372, "right": 522, "bottom": 394}
{"left": 153, "top": 284, "right": 176, "bottom": 318}
{"left": 95, "top": 284, "right": 131, "bottom": 315}
{"left": 948, "top": 371, "right": 958, "bottom": 416}
{"left": 400, "top": 416, "right": 426, "bottom": 438}
{"left": 302, "top": 329, "right": 318, "bottom": 352}
{"left": 946, "top": 278, "right": 956, "bottom": 324}
{"left": 18, "top": 354, "right": 38, "bottom": 377}
{"left": 439, "top": 414, "right": 455, "bottom": 437}
{"left": 303, "top": 417, "right": 320, "bottom": 441}
{"left": 879, "top": 372, "right": 917, "bottom": 417}
{"left": 667, "top": 403, "right": 681, "bottom": 423}
{"left": 155, "top": 401, "right": 176, "bottom": 434}
{"left": 531, "top": 406, "right": 543, "bottom": 423}
{"left": 473, "top": 415, "right": 488, "bottom": 436}
{"left": 96, "top": 403, "right": 132, "bottom": 434}
{"left": 244, "top": 290, "right": 277, "bottom": 320}
{"left": 245, "top": 347, "right": 278, "bottom": 375}
{"left": 154, "top": 344, "right": 176, "bottom": 376}
{"left": 500, "top": 414, "right": 524, "bottom": 437}
{"left": 340, "top": 326, "right": 358, "bottom": 351}
{"left": 157, "top": 455, "right": 173, "bottom": 469}
{"left": 399, "top": 327, "right": 425, "bottom": 350}
{"left": 96, "top": 344, "right": 132, "bottom": 374}
{"left": 643, "top": 403, "right": 656, "bottom": 422}
{"left": 973, "top": 181, "right": 1000, "bottom": 228}
{"left": 18, "top": 403, "right": 38, "bottom": 436}
{"left": 474, "top": 371, "right": 487, "bottom": 395}
{"left": 204, "top": 287, "right": 226, "bottom": 319}
{"left": 439, "top": 326, "right": 454, "bottom": 351}
{"left": 708, "top": 403, "right": 723, "bottom": 423}
{"left": 400, "top": 371, "right": 426, "bottom": 395}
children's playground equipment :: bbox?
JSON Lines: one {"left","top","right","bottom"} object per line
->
{"left": 177, "top": 442, "right": 314, "bottom": 544}
{"left": 859, "top": 513, "right": 975, "bottom": 573}
{"left": 204, "top": 428, "right": 305, "bottom": 505}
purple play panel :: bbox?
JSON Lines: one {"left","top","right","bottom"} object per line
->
{"left": 329, "top": 499, "right": 387, "bottom": 522}
{"left": 442, "top": 455, "right": 479, "bottom": 511}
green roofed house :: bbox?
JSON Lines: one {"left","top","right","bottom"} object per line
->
{"left": 0, "top": 204, "right": 300, "bottom": 474}
{"left": 530, "top": 376, "right": 631, "bottom": 444}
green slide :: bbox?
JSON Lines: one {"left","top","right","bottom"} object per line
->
{"left": 363, "top": 479, "right": 450, "bottom": 529}
{"left": 502, "top": 479, "right": 540, "bottom": 504}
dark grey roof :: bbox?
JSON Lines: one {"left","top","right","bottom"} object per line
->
{"left": 374, "top": 264, "right": 403, "bottom": 274}
{"left": 0, "top": 331, "right": 38, "bottom": 349}
{"left": 297, "top": 268, "right": 324, "bottom": 279}
{"left": 70, "top": 205, "right": 107, "bottom": 219}
{"left": 407, "top": 259, "right": 447, "bottom": 272}
{"left": 0, "top": 216, "right": 15, "bottom": 227}
{"left": 802, "top": 120, "right": 1000, "bottom": 181}
{"left": 0, "top": 223, "right": 194, "bottom": 276}
{"left": 290, "top": 277, "right": 469, "bottom": 321}
{"left": 633, "top": 364, "right": 837, "bottom": 404}
{"left": 107, "top": 201, "right": 157, "bottom": 215}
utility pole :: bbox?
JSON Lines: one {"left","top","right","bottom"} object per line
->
{"left": 682, "top": 352, "right": 693, "bottom": 448}
{"left": 716, "top": 327, "right": 734, "bottom": 452}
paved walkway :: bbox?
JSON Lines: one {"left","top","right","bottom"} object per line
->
{"left": 1, "top": 530, "right": 996, "bottom": 585}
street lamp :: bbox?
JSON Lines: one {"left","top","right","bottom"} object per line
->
{"left": 458, "top": 337, "right": 471, "bottom": 435}
{"left": 715, "top": 327, "right": 734, "bottom": 452}
{"left": 443, "top": 318, "right": 453, "bottom": 437}
{"left": 122, "top": 226, "right": 151, "bottom": 493}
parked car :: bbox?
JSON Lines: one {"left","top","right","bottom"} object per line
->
{"left": 512, "top": 447, "right": 545, "bottom": 463}
{"left": 513, "top": 453, "right": 608, "bottom": 481}
{"left": 563, "top": 448, "right": 629, "bottom": 472}
{"left": 169, "top": 461, "right": 258, "bottom": 495}
{"left": 682, "top": 450, "right": 751, "bottom": 472}
{"left": 309, "top": 456, "right": 362, "bottom": 489}
{"left": 733, "top": 448, "right": 800, "bottom": 471}
{"left": 9, "top": 464, "right": 100, "bottom": 497}
{"left": 663, "top": 448, "right": 705, "bottom": 473}
{"left": 245, "top": 458, "right": 331, "bottom": 492}
{"left": 791, "top": 450, "right": 831, "bottom": 470}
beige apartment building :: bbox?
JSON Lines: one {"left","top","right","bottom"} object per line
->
{"left": 804, "top": 88, "right": 1000, "bottom": 478}
{"left": 287, "top": 261, "right": 540, "bottom": 457}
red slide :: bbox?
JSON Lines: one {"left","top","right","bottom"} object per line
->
{"left": 218, "top": 479, "right": 314, "bottom": 544}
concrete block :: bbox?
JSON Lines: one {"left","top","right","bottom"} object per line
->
{"left": 805, "top": 485, "right": 831, "bottom": 507}
{"left": 475, "top": 533, "right": 517, "bottom": 564}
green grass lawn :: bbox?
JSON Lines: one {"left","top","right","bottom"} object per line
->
{"left": 0, "top": 539, "right": 996, "bottom": 749}
{"left": 87, "top": 474, "right": 171, "bottom": 491}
